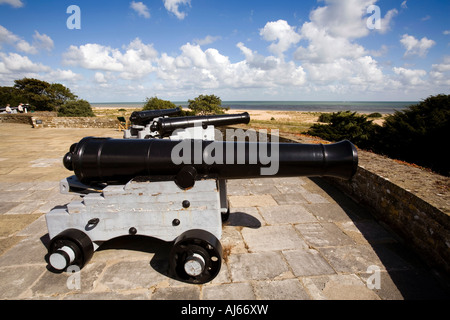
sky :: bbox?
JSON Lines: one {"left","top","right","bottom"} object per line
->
{"left": 0, "top": 0, "right": 449, "bottom": 103}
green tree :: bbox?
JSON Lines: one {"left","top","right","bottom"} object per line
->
{"left": 0, "top": 86, "right": 26, "bottom": 108}
{"left": 306, "top": 111, "right": 379, "bottom": 149}
{"left": 13, "top": 78, "right": 77, "bottom": 111}
{"left": 48, "top": 83, "right": 77, "bottom": 107}
{"left": 14, "top": 78, "right": 52, "bottom": 111}
{"left": 143, "top": 96, "right": 178, "bottom": 110}
{"left": 375, "top": 94, "right": 450, "bottom": 176}
{"left": 58, "top": 99, "right": 95, "bottom": 117}
{"left": 188, "top": 94, "right": 228, "bottom": 115}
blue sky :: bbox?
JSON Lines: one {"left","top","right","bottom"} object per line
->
{"left": 0, "top": 0, "right": 449, "bottom": 102}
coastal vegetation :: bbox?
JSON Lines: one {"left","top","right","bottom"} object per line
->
{"left": 58, "top": 99, "right": 95, "bottom": 117}
{"left": 187, "top": 94, "right": 229, "bottom": 115}
{"left": 305, "top": 94, "right": 450, "bottom": 176}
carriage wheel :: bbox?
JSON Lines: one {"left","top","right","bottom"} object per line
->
{"left": 169, "top": 230, "right": 222, "bottom": 284}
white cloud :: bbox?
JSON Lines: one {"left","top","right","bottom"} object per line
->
{"left": 46, "top": 69, "right": 83, "bottom": 82}
{"left": 378, "top": 9, "right": 398, "bottom": 34}
{"left": 307, "top": 0, "right": 398, "bottom": 38}
{"left": 0, "top": 52, "right": 49, "bottom": 73}
{"left": 0, "top": 52, "right": 49, "bottom": 85}
{"left": 33, "top": 31, "right": 54, "bottom": 52}
{"left": 429, "top": 56, "right": 450, "bottom": 86}
{"left": 260, "top": 20, "right": 301, "bottom": 57}
{"left": 401, "top": 1, "right": 408, "bottom": 9}
{"left": 0, "top": 25, "right": 37, "bottom": 54}
{"left": 305, "top": 56, "right": 383, "bottom": 85}
{"left": 63, "top": 38, "right": 158, "bottom": 79}
{"left": 393, "top": 67, "right": 427, "bottom": 86}
{"left": 309, "top": 0, "right": 374, "bottom": 39}
{"left": 400, "top": 34, "right": 436, "bottom": 57}
{"left": 237, "top": 42, "right": 279, "bottom": 71}
{"left": 443, "top": 30, "right": 450, "bottom": 35}
{"left": 0, "top": 51, "right": 83, "bottom": 87}
{"left": 0, "top": 25, "right": 19, "bottom": 45}
{"left": 370, "top": 44, "right": 388, "bottom": 57}
{"left": 14, "top": 40, "right": 38, "bottom": 54}
{"left": 154, "top": 42, "right": 306, "bottom": 95}
{"left": 163, "top": 0, "right": 190, "bottom": 20}
{"left": 432, "top": 56, "right": 450, "bottom": 72}
{"left": 194, "top": 35, "right": 221, "bottom": 46}
{"left": 130, "top": 1, "right": 150, "bottom": 19}
{"left": 294, "top": 22, "right": 367, "bottom": 63}
{"left": 63, "top": 43, "right": 123, "bottom": 71}
{"left": 0, "top": 0, "right": 24, "bottom": 8}
{"left": 0, "top": 26, "right": 53, "bottom": 54}
{"left": 94, "top": 72, "right": 107, "bottom": 83}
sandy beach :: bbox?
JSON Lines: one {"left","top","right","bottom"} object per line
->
{"left": 225, "top": 108, "right": 321, "bottom": 123}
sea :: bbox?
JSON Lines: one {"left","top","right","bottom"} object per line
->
{"left": 91, "top": 101, "right": 419, "bottom": 114}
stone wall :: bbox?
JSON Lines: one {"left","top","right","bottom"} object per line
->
{"left": 31, "top": 115, "right": 119, "bottom": 129}
{"left": 0, "top": 113, "right": 34, "bottom": 125}
{"left": 0, "top": 113, "right": 120, "bottom": 129}
{"left": 326, "top": 151, "right": 450, "bottom": 275}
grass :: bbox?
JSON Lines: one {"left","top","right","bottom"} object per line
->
{"left": 245, "top": 119, "right": 315, "bottom": 134}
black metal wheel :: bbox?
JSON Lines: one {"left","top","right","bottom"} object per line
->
{"left": 169, "top": 229, "right": 222, "bottom": 284}
{"left": 48, "top": 229, "right": 94, "bottom": 272}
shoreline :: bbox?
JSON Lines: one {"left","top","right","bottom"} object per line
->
{"left": 91, "top": 101, "right": 414, "bottom": 115}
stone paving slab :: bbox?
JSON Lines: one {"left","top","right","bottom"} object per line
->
{"left": 1, "top": 124, "right": 449, "bottom": 300}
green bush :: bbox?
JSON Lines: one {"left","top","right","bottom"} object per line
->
{"left": 143, "top": 96, "right": 178, "bottom": 111}
{"left": 306, "top": 111, "right": 379, "bottom": 149}
{"left": 58, "top": 99, "right": 95, "bottom": 117}
{"left": 317, "top": 113, "right": 333, "bottom": 123}
{"left": 188, "top": 94, "right": 228, "bottom": 115}
{"left": 368, "top": 112, "right": 383, "bottom": 118}
{"left": 375, "top": 94, "right": 450, "bottom": 176}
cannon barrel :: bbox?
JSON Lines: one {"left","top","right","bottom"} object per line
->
{"left": 130, "top": 107, "right": 182, "bottom": 126}
{"left": 151, "top": 112, "right": 251, "bottom": 137}
{"left": 63, "top": 137, "right": 358, "bottom": 185}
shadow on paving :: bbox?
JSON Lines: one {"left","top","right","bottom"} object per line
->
{"left": 310, "top": 177, "right": 450, "bottom": 300}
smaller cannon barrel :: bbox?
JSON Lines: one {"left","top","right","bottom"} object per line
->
{"left": 151, "top": 112, "right": 251, "bottom": 137}
{"left": 130, "top": 107, "right": 182, "bottom": 126}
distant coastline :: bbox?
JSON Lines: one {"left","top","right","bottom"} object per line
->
{"left": 91, "top": 101, "right": 418, "bottom": 114}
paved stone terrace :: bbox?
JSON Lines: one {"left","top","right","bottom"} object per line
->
{"left": 0, "top": 123, "right": 449, "bottom": 300}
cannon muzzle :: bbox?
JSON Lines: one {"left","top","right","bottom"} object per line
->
{"left": 150, "top": 112, "right": 251, "bottom": 137}
{"left": 64, "top": 137, "right": 358, "bottom": 186}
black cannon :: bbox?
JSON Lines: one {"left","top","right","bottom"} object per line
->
{"left": 129, "top": 107, "right": 182, "bottom": 126}
{"left": 150, "top": 112, "right": 251, "bottom": 137}
{"left": 47, "top": 134, "right": 358, "bottom": 284}
{"left": 124, "top": 110, "right": 250, "bottom": 140}
{"left": 63, "top": 137, "right": 358, "bottom": 186}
